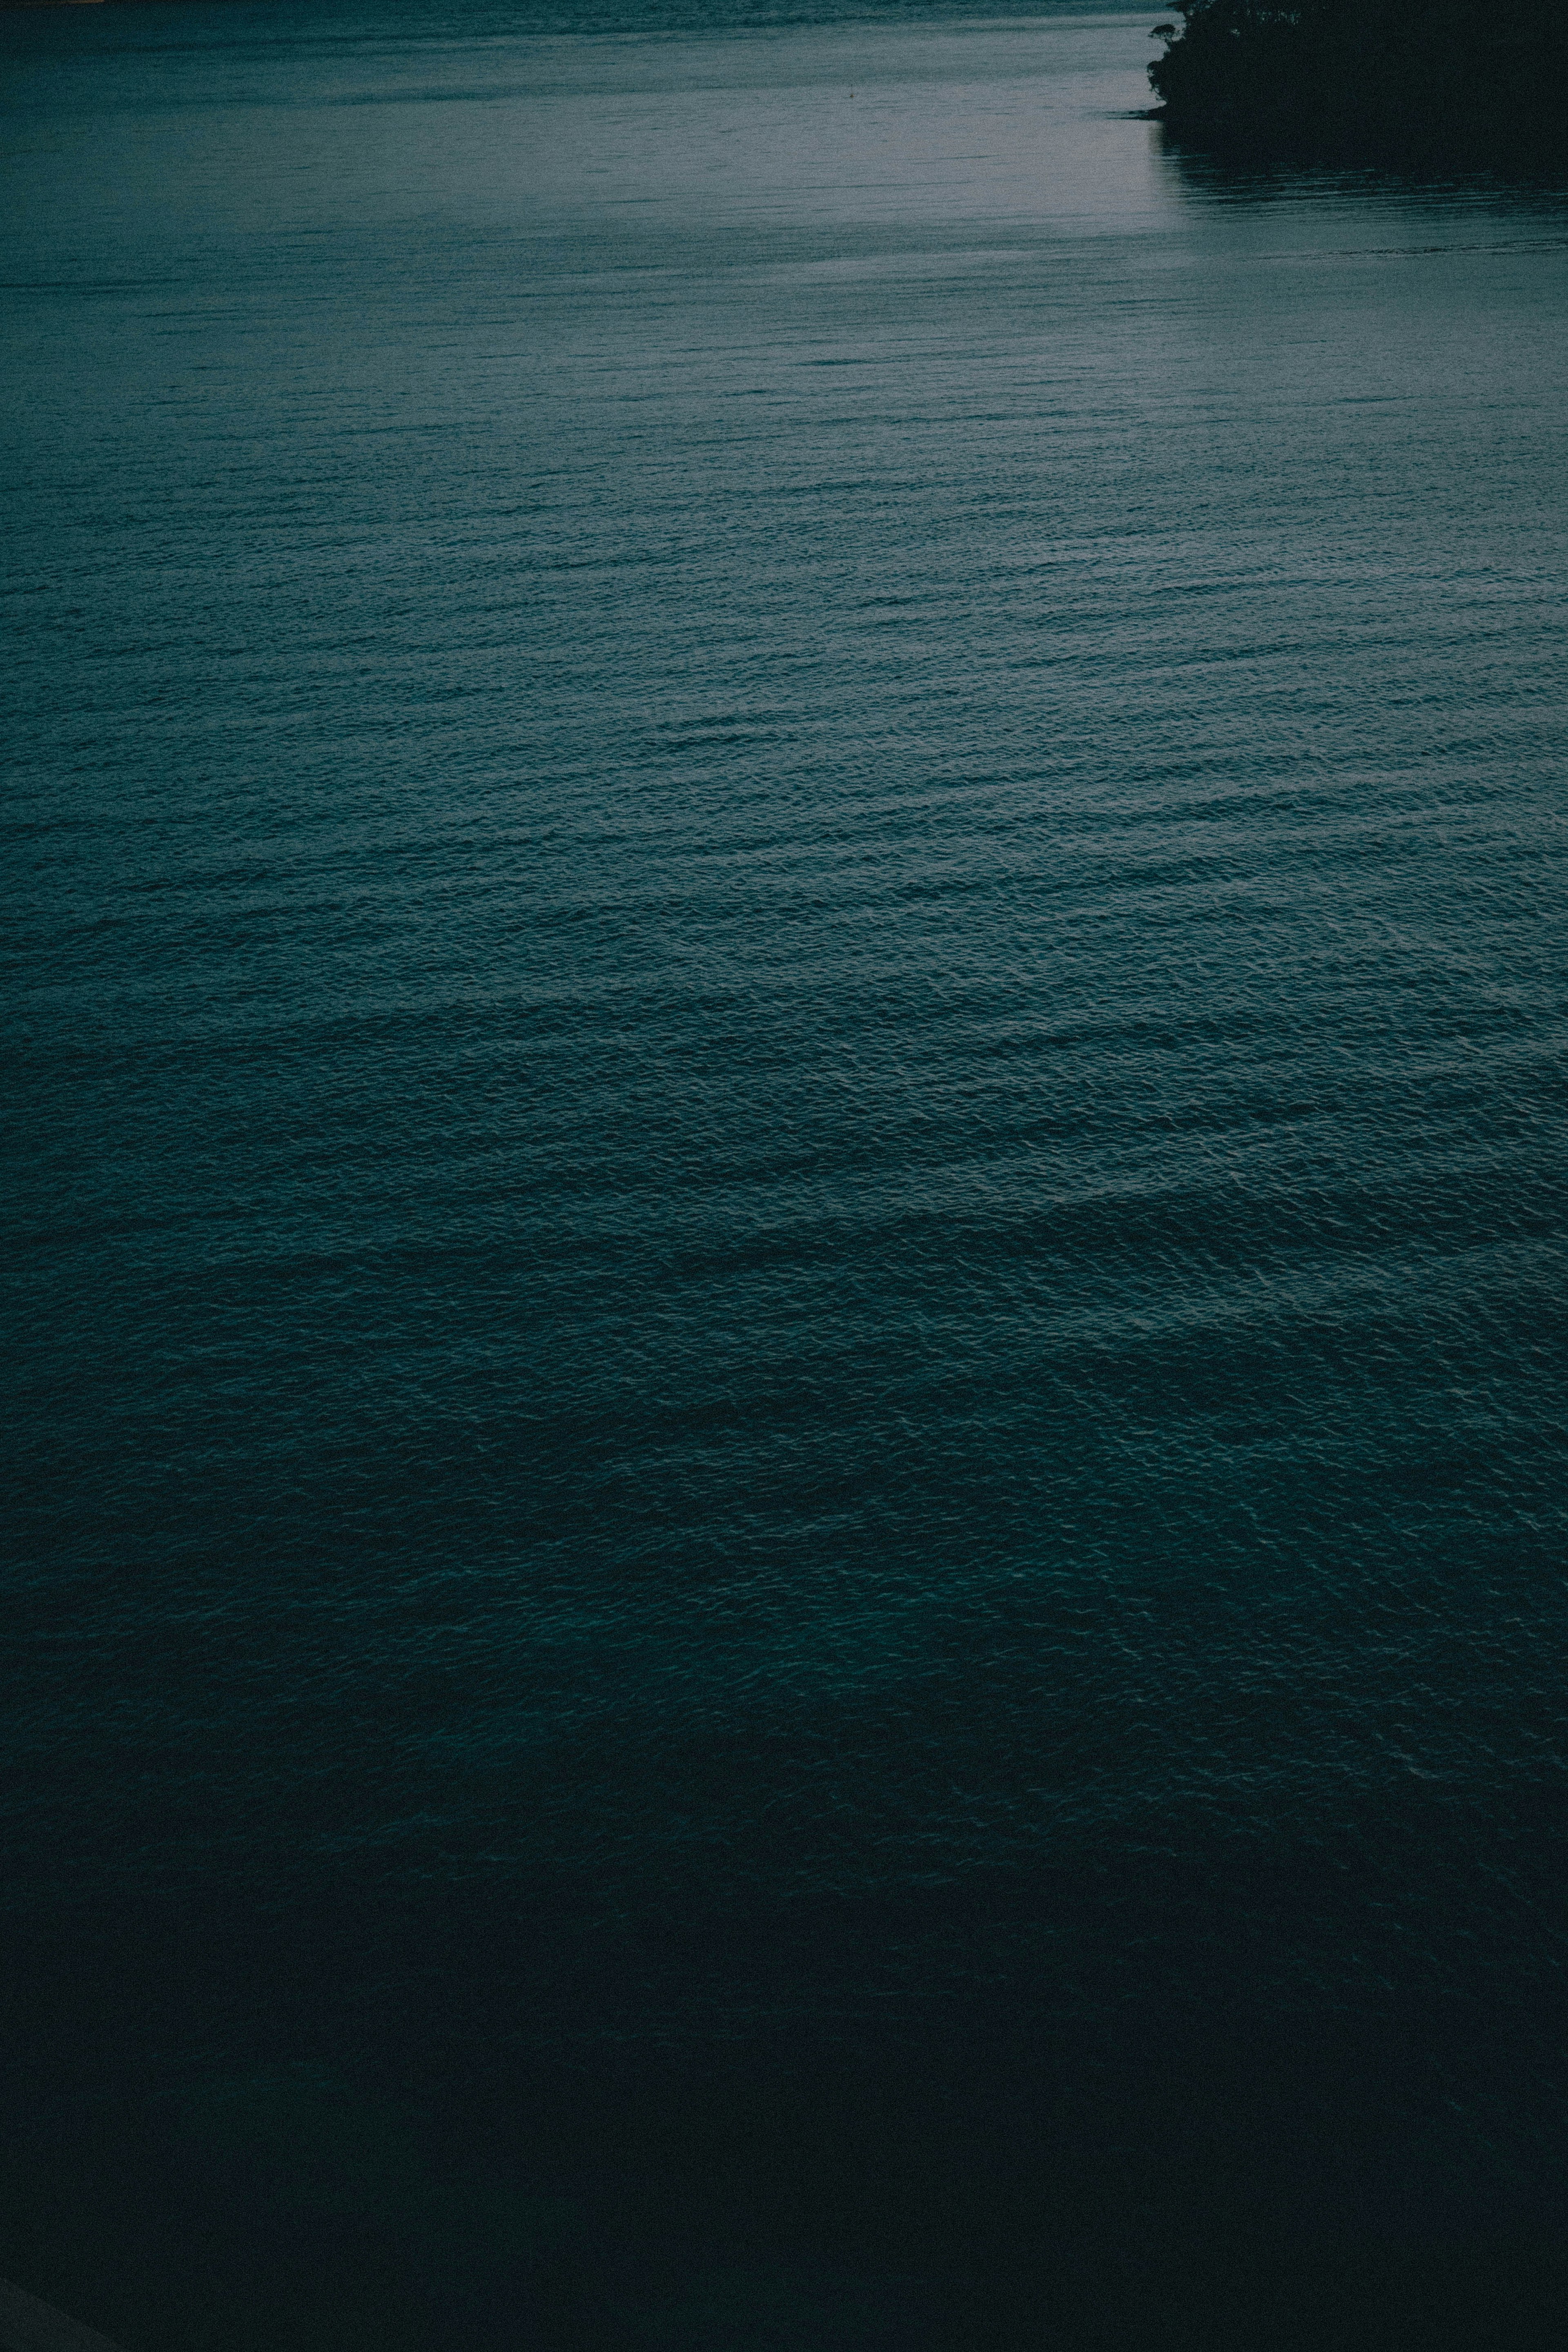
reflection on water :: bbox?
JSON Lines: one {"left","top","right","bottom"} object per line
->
{"left": 1161, "top": 125, "right": 1568, "bottom": 215}
{"left": 5, "top": 4, "right": 1568, "bottom": 2345}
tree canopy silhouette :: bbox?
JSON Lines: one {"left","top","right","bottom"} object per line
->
{"left": 1149, "top": 0, "right": 1568, "bottom": 160}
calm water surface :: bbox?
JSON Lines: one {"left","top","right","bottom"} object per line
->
{"left": 5, "top": 4, "right": 1568, "bottom": 2344}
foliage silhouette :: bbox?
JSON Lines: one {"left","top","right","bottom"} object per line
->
{"left": 1149, "top": 0, "right": 1568, "bottom": 162}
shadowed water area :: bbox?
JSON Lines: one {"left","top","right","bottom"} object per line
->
{"left": 4, "top": 3, "right": 1568, "bottom": 2344}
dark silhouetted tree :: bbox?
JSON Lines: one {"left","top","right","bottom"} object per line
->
{"left": 1149, "top": 0, "right": 1568, "bottom": 160}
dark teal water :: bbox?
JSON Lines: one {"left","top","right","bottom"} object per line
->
{"left": 6, "top": 5, "right": 1568, "bottom": 2344}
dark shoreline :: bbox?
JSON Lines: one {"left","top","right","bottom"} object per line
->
{"left": 1150, "top": 109, "right": 1568, "bottom": 175}
{"left": 1149, "top": 111, "right": 1568, "bottom": 180}
{"left": 1148, "top": 0, "right": 1568, "bottom": 172}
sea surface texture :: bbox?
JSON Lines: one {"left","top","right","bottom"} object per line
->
{"left": 4, "top": 5, "right": 1568, "bottom": 2345}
